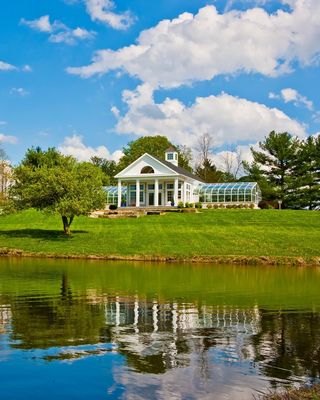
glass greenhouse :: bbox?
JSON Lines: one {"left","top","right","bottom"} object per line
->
{"left": 103, "top": 186, "right": 127, "bottom": 205}
{"left": 195, "top": 182, "right": 261, "bottom": 205}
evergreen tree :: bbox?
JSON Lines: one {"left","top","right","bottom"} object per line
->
{"left": 250, "top": 131, "right": 300, "bottom": 205}
{"left": 288, "top": 135, "right": 320, "bottom": 209}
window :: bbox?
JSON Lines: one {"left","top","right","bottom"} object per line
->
{"left": 159, "top": 184, "right": 163, "bottom": 190}
{"left": 141, "top": 166, "right": 154, "bottom": 174}
{"left": 167, "top": 153, "right": 174, "bottom": 160}
{"left": 167, "top": 183, "right": 174, "bottom": 189}
{"left": 148, "top": 184, "right": 155, "bottom": 190}
{"left": 167, "top": 191, "right": 174, "bottom": 202}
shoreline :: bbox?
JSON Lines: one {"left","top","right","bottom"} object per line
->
{"left": 1, "top": 247, "right": 319, "bottom": 266}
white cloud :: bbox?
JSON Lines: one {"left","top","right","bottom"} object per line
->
{"left": 67, "top": 1, "right": 320, "bottom": 88}
{"left": 113, "top": 84, "right": 306, "bottom": 149}
{"left": 280, "top": 88, "right": 313, "bottom": 110}
{"left": 10, "top": 87, "right": 29, "bottom": 97}
{"left": 58, "top": 134, "right": 123, "bottom": 162}
{"left": 0, "top": 134, "right": 18, "bottom": 144}
{"left": 21, "top": 15, "right": 95, "bottom": 45}
{"left": 83, "top": 0, "right": 134, "bottom": 30}
{"left": 268, "top": 92, "right": 280, "bottom": 100}
{"left": 110, "top": 106, "right": 120, "bottom": 118}
{"left": 0, "top": 61, "right": 16, "bottom": 71}
{"left": 22, "top": 64, "right": 32, "bottom": 72}
{"left": 21, "top": 15, "right": 53, "bottom": 33}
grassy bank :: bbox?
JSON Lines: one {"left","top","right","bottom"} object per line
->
{"left": 0, "top": 209, "right": 319, "bottom": 264}
{"left": 260, "top": 384, "right": 320, "bottom": 399}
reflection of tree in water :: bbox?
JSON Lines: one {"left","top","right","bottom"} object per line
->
{"left": 8, "top": 274, "right": 106, "bottom": 349}
{"left": 251, "top": 311, "right": 320, "bottom": 385}
{"left": 2, "top": 280, "right": 320, "bottom": 385}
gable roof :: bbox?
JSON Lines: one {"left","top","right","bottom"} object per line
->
{"left": 165, "top": 146, "right": 177, "bottom": 152}
{"left": 115, "top": 152, "right": 205, "bottom": 182}
{"left": 153, "top": 155, "right": 205, "bottom": 183}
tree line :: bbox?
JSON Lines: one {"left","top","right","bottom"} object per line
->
{"left": 0, "top": 131, "right": 319, "bottom": 234}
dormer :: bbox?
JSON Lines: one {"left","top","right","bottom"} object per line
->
{"left": 165, "top": 146, "right": 178, "bottom": 167}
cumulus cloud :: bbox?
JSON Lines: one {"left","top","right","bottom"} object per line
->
{"left": 0, "top": 134, "right": 18, "bottom": 144}
{"left": 280, "top": 88, "right": 313, "bottom": 110}
{"left": 83, "top": 0, "right": 135, "bottom": 30}
{"left": 0, "top": 61, "right": 16, "bottom": 71}
{"left": 20, "top": 15, "right": 52, "bottom": 32}
{"left": 113, "top": 84, "right": 306, "bottom": 149}
{"left": 21, "top": 15, "right": 95, "bottom": 45}
{"left": 269, "top": 87, "right": 314, "bottom": 110}
{"left": 67, "top": 1, "right": 320, "bottom": 88}
{"left": 58, "top": 134, "right": 123, "bottom": 162}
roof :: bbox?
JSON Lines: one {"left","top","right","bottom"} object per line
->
{"left": 195, "top": 182, "right": 260, "bottom": 193}
{"left": 165, "top": 146, "right": 177, "bottom": 153}
{"left": 153, "top": 155, "right": 205, "bottom": 183}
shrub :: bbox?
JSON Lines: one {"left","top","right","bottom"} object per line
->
{"left": 206, "top": 204, "right": 212, "bottom": 209}
{"left": 177, "top": 201, "right": 184, "bottom": 209}
{"left": 109, "top": 204, "right": 118, "bottom": 210}
{"left": 249, "top": 203, "right": 255, "bottom": 209}
{"left": 195, "top": 202, "right": 203, "bottom": 209}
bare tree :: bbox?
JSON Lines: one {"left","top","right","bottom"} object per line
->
{"left": 0, "top": 146, "right": 12, "bottom": 200}
{"left": 220, "top": 145, "right": 244, "bottom": 179}
{"left": 196, "top": 133, "right": 215, "bottom": 165}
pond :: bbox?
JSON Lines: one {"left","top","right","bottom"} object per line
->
{"left": 0, "top": 258, "right": 320, "bottom": 399}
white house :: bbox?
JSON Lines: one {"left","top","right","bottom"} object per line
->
{"left": 114, "top": 147, "right": 204, "bottom": 208}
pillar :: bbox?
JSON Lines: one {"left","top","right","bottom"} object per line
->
{"left": 136, "top": 179, "right": 140, "bottom": 207}
{"left": 155, "top": 179, "right": 159, "bottom": 207}
{"left": 117, "top": 180, "right": 122, "bottom": 208}
{"left": 174, "top": 178, "right": 179, "bottom": 206}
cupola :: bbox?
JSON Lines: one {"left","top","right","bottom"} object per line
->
{"left": 165, "top": 146, "right": 178, "bottom": 166}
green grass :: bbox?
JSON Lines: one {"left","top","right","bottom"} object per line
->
{"left": 0, "top": 209, "right": 319, "bottom": 259}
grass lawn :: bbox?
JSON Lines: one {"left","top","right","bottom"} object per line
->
{"left": 0, "top": 209, "right": 319, "bottom": 261}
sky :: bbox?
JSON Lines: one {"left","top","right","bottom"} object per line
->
{"left": 0, "top": 0, "right": 319, "bottom": 167}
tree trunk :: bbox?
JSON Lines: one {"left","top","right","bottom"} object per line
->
{"left": 62, "top": 215, "right": 74, "bottom": 236}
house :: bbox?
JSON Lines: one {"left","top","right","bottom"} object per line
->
{"left": 104, "top": 147, "right": 262, "bottom": 208}
{"left": 113, "top": 147, "right": 204, "bottom": 207}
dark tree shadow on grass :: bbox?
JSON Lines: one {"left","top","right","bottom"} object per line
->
{"left": 0, "top": 229, "right": 89, "bottom": 241}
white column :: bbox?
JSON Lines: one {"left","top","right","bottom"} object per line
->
{"left": 183, "top": 181, "right": 187, "bottom": 205}
{"left": 174, "top": 178, "right": 179, "bottom": 206}
{"left": 126, "top": 183, "right": 129, "bottom": 207}
{"left": 117, "top": 179, "right": 122, "bottom": 208}
{"left": 136, "top": 179, "right": 140, "bottom": 207}
{"left": 154, "top": 179, "right": 159, "bottom": 207}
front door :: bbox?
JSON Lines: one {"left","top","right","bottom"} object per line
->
{"left": 148, "top": 192, "right": 155, "bottom": 206}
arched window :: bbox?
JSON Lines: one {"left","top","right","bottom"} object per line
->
{"left": 141, "top": 166, "right": 154, "bottom": 174}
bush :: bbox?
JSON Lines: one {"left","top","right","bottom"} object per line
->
{"left": 109, "top": 204, "right": 118, "bottom": 210}
{"left": 177, "top": 201, "right": 184, "bottom": 209}
{"left": 249, "top": 203, "right": 255, "bottom": 209}
{"left": 206, "top": 204, "right": 212, "bottom": 209}
{"left": 195, "top": 202, "right": 203, "bottom": 209}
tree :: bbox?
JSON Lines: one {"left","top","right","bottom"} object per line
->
{"left": 250, "top": 131, "right": 300, "bottom": 204}
{"left": 195, "top": 158, "right": 233, "bottom": 183}
{"left": 11, "top": 148, "right": 105, "bottom": 235}
{"left": 90, "top": 156, "right": 118, "bottom": 185}
{"left": 117, "top": 136, "right": 192, "bottom": 171}
{"left": 241, "top": 161, "right": 277, "bottom": 200}
{"left": 0, "top": 146, "right": 13, "bottom": 213}
{"left": 288, "top": 135, "right": 320, "bottom": 209}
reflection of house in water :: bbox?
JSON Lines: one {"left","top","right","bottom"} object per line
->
{"left": 101, "top": 295, "right": 261, "bottom": 372}
{"left": 0, "top": 305, "right": 11, "bottom": 334}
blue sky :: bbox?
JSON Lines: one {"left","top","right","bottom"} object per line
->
{"left": 0, "top": 0, "right": 319, "bottom": 165}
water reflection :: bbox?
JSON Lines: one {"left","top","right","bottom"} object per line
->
{"left": 0, "top": 259, "right": 320, "bottom": 399}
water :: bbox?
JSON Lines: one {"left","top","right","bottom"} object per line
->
{"left": 0, "top": 258, "right": 320, "bottom": 399}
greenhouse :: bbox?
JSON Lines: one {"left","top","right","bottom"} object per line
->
{"left": 195, "top": 182, "right": 262, "bottom": 205}
{"left": 103, "top": 186, "right": 127, "bottom": 206}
